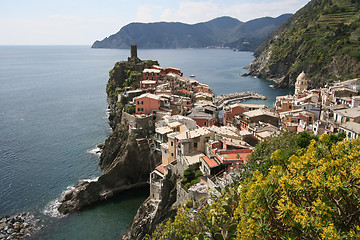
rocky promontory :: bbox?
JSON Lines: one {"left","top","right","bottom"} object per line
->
{"left": 57, "top": 54, "right": 162, "bottom": 215}
{"left": 58, "top": 125, "right": 160, "bottom": 214}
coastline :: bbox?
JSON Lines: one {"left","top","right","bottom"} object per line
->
{"left": 0, "top": 46, "right": 294, "bottom": 240}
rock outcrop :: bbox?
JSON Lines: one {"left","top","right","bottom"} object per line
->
{"left": 122, "top": 170, "right": 178, "bottom": 240}
{"left": 58, "top": 126, "right": 161, "bottom": 214}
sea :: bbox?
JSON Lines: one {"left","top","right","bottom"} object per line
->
{"left": 0, "top": 46, "right": 292, "bottom": 239}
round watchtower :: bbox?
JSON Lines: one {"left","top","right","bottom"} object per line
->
{"left": 130, "top": 44, "right": 137, "bottom": 58}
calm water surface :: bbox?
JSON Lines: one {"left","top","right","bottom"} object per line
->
{"left": 0, "top": 46, "right": 292, "bottom": 239}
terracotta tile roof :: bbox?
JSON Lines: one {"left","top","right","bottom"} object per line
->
{"left": 202, "top": 156, "right": 219, "bottom": 168}
{"left": 155, "top": 165, "right": 165, "bottom": 175}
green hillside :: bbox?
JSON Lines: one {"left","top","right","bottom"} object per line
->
{"left": 249, "top": 0, "right": 360, "bottom": 88}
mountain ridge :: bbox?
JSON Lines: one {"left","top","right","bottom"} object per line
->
{"left": 92, "top": 15, "right": 292, "bottom": 51}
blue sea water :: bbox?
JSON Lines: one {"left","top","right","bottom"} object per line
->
{"left": 0, "top": 46, "right": 292, "bottom": 239}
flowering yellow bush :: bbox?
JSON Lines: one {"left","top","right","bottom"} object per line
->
{"left": 235, "top": 135, "right": 360, "bottom": 239}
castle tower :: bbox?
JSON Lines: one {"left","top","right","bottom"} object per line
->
{"left": 130, "top": 44, "right": 137, "bottom": 58}
{"left": 295, "top": 71, "right": 308, "bottom": 95}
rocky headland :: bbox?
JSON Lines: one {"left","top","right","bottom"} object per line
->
{"left": 57, "top": 113, "right": 161, "bottom": 214}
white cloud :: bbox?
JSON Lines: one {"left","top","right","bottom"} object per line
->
{"left": 161, "top": 8, "right": 173, "bottom": 21}
{"left": 136, "top": 5, "right": 156, "bottom": 22}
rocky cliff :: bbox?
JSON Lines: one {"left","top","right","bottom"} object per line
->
{"left": 58, "top": 124, "right": 161, "bottom": 214}
{"left": 247, "top": 0, "right": 360, "bottom": 88}
{"left": 122, "top": 170, "right": 178, "bottom": 240}
{"left": 58, "top": 57, "right": 161, "bottom": 214}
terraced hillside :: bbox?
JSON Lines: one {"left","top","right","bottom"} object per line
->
{"left": 248, "top": 0, "right": 360, "bottom": 88}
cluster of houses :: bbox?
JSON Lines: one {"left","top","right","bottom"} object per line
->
{"left": 119, "top": 46, "right": 360, "bottom": 203}
{"left": 275, "top": 72, "right": 360, "bottom": 139}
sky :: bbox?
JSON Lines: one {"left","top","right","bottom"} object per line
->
{"left": 0, "top": 0, "right": 311, "bottom": 45}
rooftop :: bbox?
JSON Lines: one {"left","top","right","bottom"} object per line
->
{"left": 208, "top": 126, "right": 240, "bottom": 138}
{"left": 155, "top": 126, "right": 173, "bottom": 135}
{"left": 335, "top": 107, "right": 360, "bottom": 118}
{"left": 226, "top": 103, "right": 268, "bottom": 110}
{"left": 141, "top": 80, "right": 157, "bottom": 84}
{"left": 168, "top": 121, "right": 182, "bottom": 128}
{"left": 134, "top": 93, "right": 161, "bottom": 101}
{"left": 243, "top": 109, "right": 279, "bottom": 118}
{"left": 187, "top": 110, "right": 214, "bottom": 120}
{"left": 176, "top": 128, "right": 211, "bottom": 140}
{"left": 257, "top": 131, "right": 276, "bottom": 139}
{"left": 340, "top": 122, "right": 360, "bottom": 134}
{"left": 155, "top": 165, "right": 165, "bottom": 176}
{"left": 220, "top": 138, "right": 251, "bottom": 149}
{"left": 201, "top": 156, "right": 220, "bottom": 168}
{"left": 143, "top": 69, "right": 161, "bottom": 73}
{"left": 183, "top": 151, "right": 205, "bottom": 166}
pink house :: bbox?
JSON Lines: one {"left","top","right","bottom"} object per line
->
{"left": 134, "top": 93, "right": 161, "bottom": 115}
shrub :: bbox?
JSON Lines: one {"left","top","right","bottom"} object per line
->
{"left": 195, "top": 170, "right": 203, "bottom": 178}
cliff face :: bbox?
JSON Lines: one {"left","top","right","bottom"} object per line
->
{"left": 58, "top": 58, "right": 161, "bottom": 214}
{"left": 58, "top": 125, "right": 161, "bottom": 214}
{"left": 248, "top": 0, "right": 360, "bottom": 88}
{"left": 122, "top": 170, "right": 178, "bottom": 240}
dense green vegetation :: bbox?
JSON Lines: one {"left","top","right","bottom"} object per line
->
{"left": 253, "top": 0, "right": 360, "bottom": 87}
{"left": 92, "top": 15, "right": 292, "bottom": 51}
{"left": 181, "top": 165, "right": 203, "bottom": 190}
{"left": 146, "top": 132, "right": 360, "bottom": 239}
{"left": 106, "top": 59, "right": 159, "bottom": 102}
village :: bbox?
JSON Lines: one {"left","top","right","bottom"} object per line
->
{"left": 118, "top": 45, "right": 360, "bottom": 205}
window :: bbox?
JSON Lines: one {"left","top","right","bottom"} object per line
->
{"left": 170, "top": 141, "right": 174, "bottom": 146}
{"left": 137, "top": 108, "right": 143, "bottom": 112}
{"left": 171, "top": 153, "right": 174, "bottom": 157}
{"left": 137, "top": 101, "right": 143, "bottom": 105}
{"left": 194, "top": 142, "right": 198, "bottom": 148}
{"left": 204, "top": 121, "right": 207, "bottom": 126}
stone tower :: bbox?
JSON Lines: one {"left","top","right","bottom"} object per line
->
{"left": 295, "top": 71, "right": 308, "bottom": 95}
{"left": 130, "top": 44, "right": 137, "bottom": 58}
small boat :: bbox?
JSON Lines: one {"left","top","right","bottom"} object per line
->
{"left": 190, "top": 75, "right": 195, "bottom": 78}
